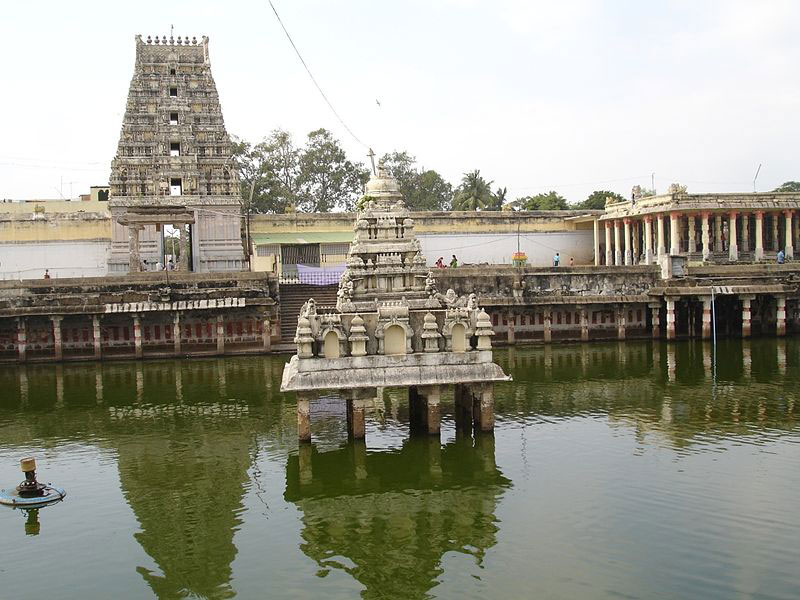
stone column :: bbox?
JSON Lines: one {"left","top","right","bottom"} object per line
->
{"left": 616, "top": 305, "right": 626, "bottom": 340}
{"left": 173, "top": 312, "right": 182, "bottom": 355}
{"left": 741, "top": 295, "right": 753, "bottom": 338}
{"left": 776, "top": 296, "right": 786, "bottom": 336}
{"left": 771, "top": 213, "right": 779, "bottom": 251}
{"left": 701, "top": 296, "right": 712, "bottom": 339}
{"left": 670, "top": 213, "right": 681, "bottom": 255}
{"left": 454, "top": 383, "right": 473, "bottom": 434}
{"left": 688, "top": 215, "right": 696, "bottom": 254}
{"left": 657, "top": 215, "right": 666, "bottom": 259}
{"left": 51, "top": 316, "right": 63, "bottom": 361}
{"left": 728, "top": 212, "right": 739, "bottom": 261}
{"left": 784, "top": 211, "right": 794, "bottom": 259}
{"left": 623, "top": 219, "right": 632, "bottom": 265}
{"left": 216, "top": 314, "right": 225, "bottom": 355}
{"left": 754, "top": 212, "right": 764, "bottom": 261}
{"left": 469, "top": 383, "right": 494, "bottom": 433}
{"left": 714, "top": 214, "right": 723, "bottom": 252}
{"left": 262, "top": 314, "right": 271, "bottom": 351}
{"left": 409, "top": 385, "right": 441, "bottom": 436}
{"left": 179, "top": 224, "right": 190, "bottom": 272}
{"left": 666, "top": 299, "right": 676, "bottom": 340}
{"left": 644, "top": 217, "right": 654, "bottom": 264}
{"left": 506, "top": 313, "right": 515, "bottom": 345}
{"left": 605, "top": 222, "right": 613, "bottom": 266}
{"left": 614, "top": 220, "right": 622, "bottom": 266}
{"left": 593, "top": 219, "right": 601, "bottom": 266}
{"left": 347, "top": 394, "right": 367, "bottom": 440}
{"left": 649, "top": 303, "right": 661, "bottom": 338}
{"left": 701, "top": 212, "right": 711, "bottom": 261}
{"left": 632, "top": 220, "right": 640, "bottom": 264}
{"left": 543, "top": 308, "right": 552, "bottom": 343}
{"left": 580, "top": 306, "right": 589, "bottom": 342}
{"left": 741, "top": 213, "right": 750, "bottom": 253}
{"left": 92, "top": 315, "right": 102, "bottom": 359}
{"left": 297, "top": 392, "right": 312, "bottom": 443}
{"left": 132, "top": 314, "right": 142, "bottom": 359}
{"left": 128, "top": 226, "right": 141, "bottom": 273}
{"left": 16, "top": 318, "right": 27, "bottom": 363}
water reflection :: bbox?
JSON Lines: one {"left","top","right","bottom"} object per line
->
{"left": 285, "top": 434, "right": 510, "bottom": 599}
{"left": 0, "top": 340, "right": 798, "bottom": 599}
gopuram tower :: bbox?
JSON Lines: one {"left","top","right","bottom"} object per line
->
{"left": 281, "top": 163, "right": 510, "bottom": 443}
{"left": 108, "top": 35, "right": 245, "bottom": 273}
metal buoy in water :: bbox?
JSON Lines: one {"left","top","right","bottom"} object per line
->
{"left": 0, "top": 457, "right": 66, "bottom": 508}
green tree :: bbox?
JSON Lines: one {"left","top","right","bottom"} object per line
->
{"left": 516, "top": 191, "right": 568, "bottom": 210}
{"left": 231, "top": 131, "right": 298, "bottom": 214}
{"left": 452, "top": 170, "right": 498, "bottom": 211}
{"left": 576, "top": 190, "right": 625, "bottom": 210}
{"left": 380, "top": 151, "right": 452, "bottom": 210}
{"left": 774, "top": 181, "right": 800, "bottom": 192}
{"left": 297, "top": 129, "right": 370, "bottom": 212}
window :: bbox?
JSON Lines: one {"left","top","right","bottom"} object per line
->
{"left": 170, "top": 178, "right": 182, "bottom": 196}
{"left": 170, "top": 142, "right": 180, "bottom": 157}
{"left": 170, "top": 112, "right": 178, "bottom": 125}
{"left": 170, "top": 68, "right": 176, "bottom": 75}
{"left": 169, "top": 87, "right": 178, "bottom": 97}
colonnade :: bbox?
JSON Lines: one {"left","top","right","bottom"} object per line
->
{"left": 597, "top": 210, "right": 798, "bottom": 265}
{"left": 4, "top": 310, "right": 273, "bottom": 363}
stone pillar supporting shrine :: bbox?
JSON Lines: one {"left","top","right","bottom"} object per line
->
{"left": 644, "top": 216, "right": 654, "bottom": 264}
{"left": 281, "top": 163, "right": 509, "bottom": 445}
{"left": 16, "top": 318, "right": 27, "bottom": 362}
{"left": 728, "top": 212, "right": 739, "bottom": 261}
{"left": 605, "top": 222, "right": 613, "bottom": 266}
{"left": 649, "top": 303, "right": 661, "bottom": 338}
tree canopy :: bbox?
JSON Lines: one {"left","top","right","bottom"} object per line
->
{"left": 230, "top": 128, "right": 368, "bottom": 213}
{"left": 575, "top": 190, "right": 625, "bottom": 210}
{"left": 380, "top": 151, "right": 452, "bottom": 211}
{"left": 452, "top": 170, "right": 501, "bottom": 211}
{"left": 515, "top": 191, "right": 568, "bottom": 211}
{"left": 773, "top": 181, "right": 800, "bottom": 192}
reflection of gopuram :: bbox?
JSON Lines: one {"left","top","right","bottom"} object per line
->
{"left": 285, "top": 435, "right": 510, "bottom": 599}
{"left": 281, "top": 162, "right": 509, "bottom": 442}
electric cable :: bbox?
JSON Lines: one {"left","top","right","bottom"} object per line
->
{"left": 267, "top": 0, "right": 368, "bottom": 149}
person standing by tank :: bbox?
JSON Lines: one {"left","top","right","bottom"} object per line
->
{"left": 449, "top": 255, "right": 458, "bottom": 268}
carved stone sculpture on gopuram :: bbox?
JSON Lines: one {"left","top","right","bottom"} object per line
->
{"left": 281, "top": 161, "right": 510, "bottom": 444}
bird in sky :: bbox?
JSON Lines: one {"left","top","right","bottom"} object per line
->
{"left": 375, "top": 99, "right": 381, "bottom": 107}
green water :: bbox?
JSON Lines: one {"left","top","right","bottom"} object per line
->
{"left": 1, "top": 339, "right": 799, "bottom": 599}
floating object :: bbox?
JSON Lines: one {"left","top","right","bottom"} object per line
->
{"left": 0, "top": 457, "right": 66, "bottom": 508}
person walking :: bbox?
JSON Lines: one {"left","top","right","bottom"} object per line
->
{"left": 43, "top": 269, "right": 51, "bottom": 279}
{"left": 777, "top": 249, "right": 785, "bottom": 264}
{"left": 553, "top": 252, "right": 560, "bottom": 267}
{"left": 435, "top": 257, "right": 445, "bottom": 268}
{"left": 449, "top": 255, "right": 459, "bottom": 268}
{"left": 569, "top": 256, "right": 574, "bottom": 267}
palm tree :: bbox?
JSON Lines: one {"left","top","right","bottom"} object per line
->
{"left": 452, "top": 170, "right": 494, "bottom": 211}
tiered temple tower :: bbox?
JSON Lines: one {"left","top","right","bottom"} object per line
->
{"left": 281, "top": 163, "right": 509, "bottom": 442}
{"left": 108, "top": 34, "right": 245, "bottom": 273}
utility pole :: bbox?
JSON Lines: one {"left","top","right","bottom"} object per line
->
{"left": 651, "top": 172, "right": 655, "bottom": 195}
{"left": 753, "top": 163, "right": 762, "bottom": 192}
{"left": 246, "top": 180, "right": 255, "bottom": 268}
{"left": 367, "top": 148, "right": 376, "bottom": 175}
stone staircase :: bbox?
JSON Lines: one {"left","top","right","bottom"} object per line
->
{"left": 278, "top": 284, "right": 338, "bottom": 342}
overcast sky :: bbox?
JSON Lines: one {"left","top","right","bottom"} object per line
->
{"left": 2, "top": 0, "right": 798, "bottom": 203}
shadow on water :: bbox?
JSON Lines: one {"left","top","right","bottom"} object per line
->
{"left": 0, "top": 338, "right": 797, "bottom": 598}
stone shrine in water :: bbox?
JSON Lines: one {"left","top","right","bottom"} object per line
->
{"left": 280, "top": 164, "right": 510, "bottom": 442}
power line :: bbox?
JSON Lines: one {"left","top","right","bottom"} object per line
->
{"left": 267, "top": 0, "right": 368, "bottom": 148}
